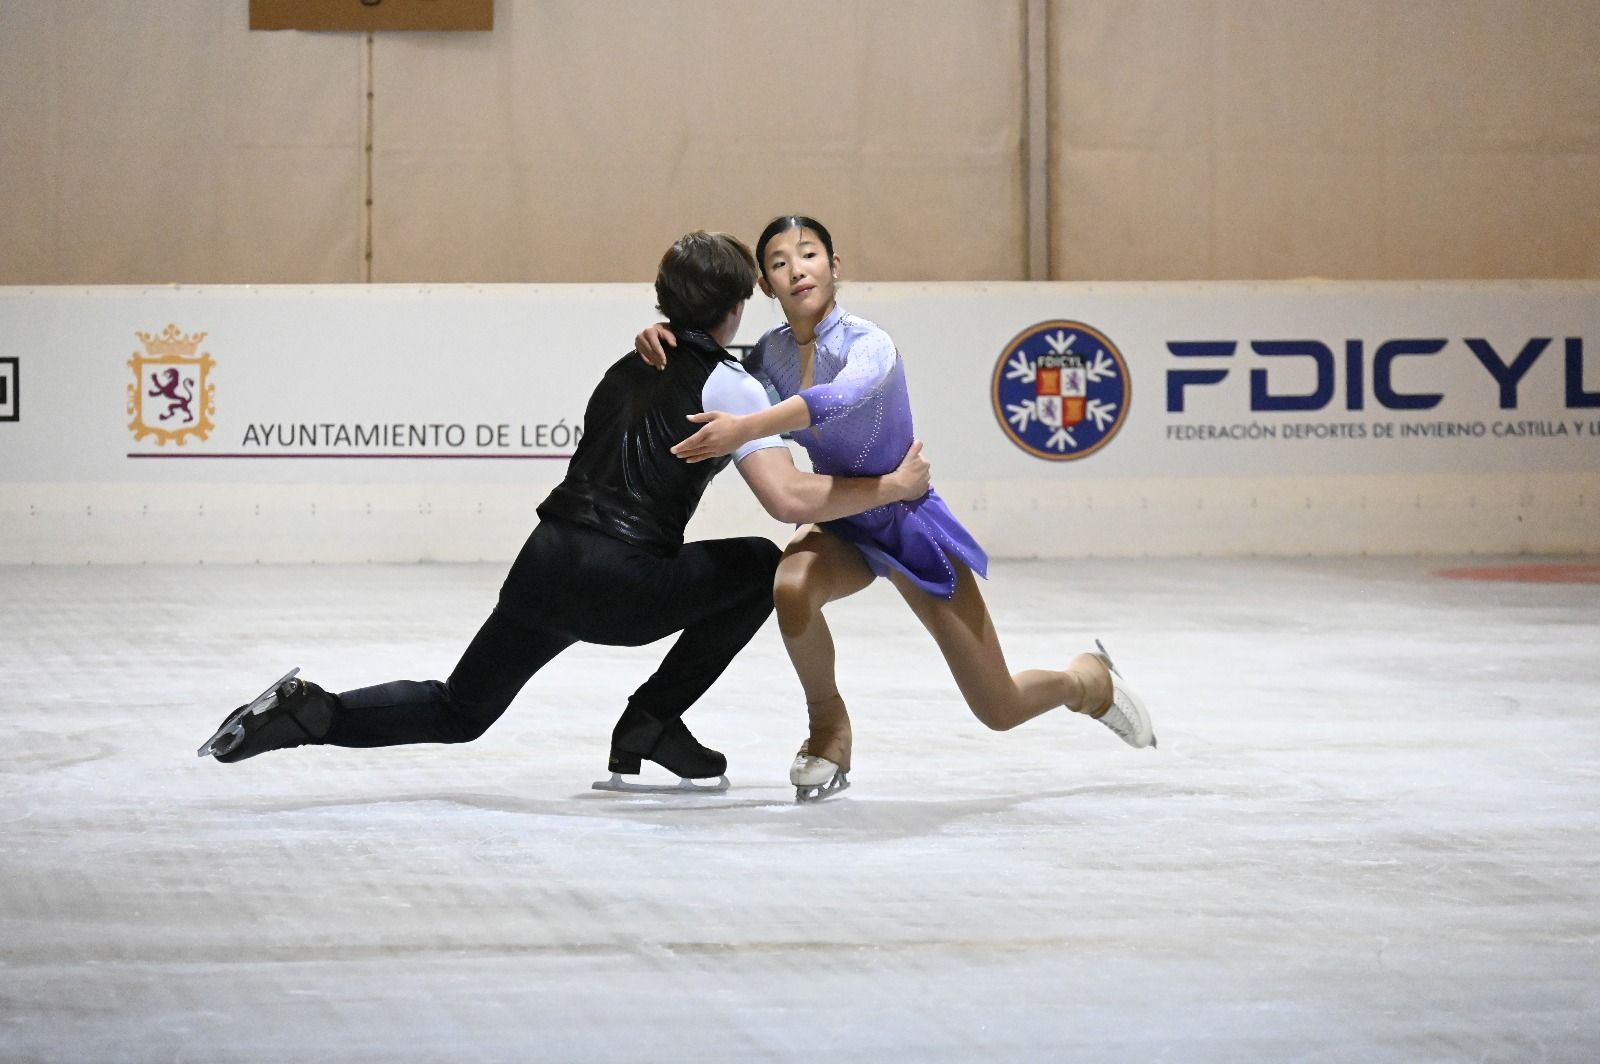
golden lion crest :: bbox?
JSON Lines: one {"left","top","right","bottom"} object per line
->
{"left": 127, "top": 324, "right": 216, "bottom": 445}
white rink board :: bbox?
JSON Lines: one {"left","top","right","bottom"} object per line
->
{"left": 1, "top": 281, "right": 1597, "bottom": 562}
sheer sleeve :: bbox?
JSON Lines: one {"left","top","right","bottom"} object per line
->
{"left": 743, "top": 332, "right": 787, "bottom": 403}
{"left": 799, "top": 327, "right": 897, "bottom": 428}
{"left": 742, "top": 332, "right": 773, "bottom": 387}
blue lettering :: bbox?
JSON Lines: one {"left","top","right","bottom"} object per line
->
{"left": 1165, "top": 341, "right": 1234, "bottom": 412}
{"left": 1568, "top": 338, "right": 1600, "bottom": 408}
{"left": 1466, "top": 337, "right": 1548, "bottom": 410}
{"left": 1249, "top": 341, "right": 1334, "bottom": 412}
{"left": 1373, "top": 340, "right": 1445, "bottom": 410}
{"left": 1167, "top": 334, "right": 1586, "bottom": 413}
{"left": 1346, "top": 340, "right": 1364, "bottom": 411}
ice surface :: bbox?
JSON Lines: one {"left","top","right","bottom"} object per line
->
{"left": 1, "top": 557, "right": 1596, "bottom": 1063}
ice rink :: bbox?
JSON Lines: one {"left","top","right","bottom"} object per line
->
{"left": 3, "top": 555, "right": 1597, "bottom": 1063}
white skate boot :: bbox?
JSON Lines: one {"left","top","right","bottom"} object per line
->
{"left": 792, "top": 695, "right": 852, "bottom": 803}
{"left": 791, "top": 743, "right": 849, "bottom": 803}
{"left": 1088, "top": 639, "right": 1157, "bottom": 749}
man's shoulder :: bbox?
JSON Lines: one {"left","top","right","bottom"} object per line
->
{"left": 702, "top": 359, "right": 771, "bottom": 415}
{"left": 597, "top": 347, "right": 653, "bottom": 379}
{"left": 707, "top": 357, "right": 759, "bottom": 383}
{"left": 597, "top": 343, "right": 718, "bottom": 386}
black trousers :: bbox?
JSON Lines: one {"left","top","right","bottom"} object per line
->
{"left": 321, "top": 518, "right": 781, "bottom": 749}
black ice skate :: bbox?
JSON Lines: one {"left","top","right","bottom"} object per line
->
{"left": 593, "top": 713, "right": 730, "bottom": 794}
{"left": 196, "top": 668, "right": 335, "bottom": 763}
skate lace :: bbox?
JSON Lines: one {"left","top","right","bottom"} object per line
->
{"left": 1100, "top": 694, "right": 1134, "bottom": 740}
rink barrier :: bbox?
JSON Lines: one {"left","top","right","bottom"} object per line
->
{"left": 1, "top": 281, "right": 1596, "bottom": 563}
{"left": 4, "top": 473, "right": 1595, "bottom": 564}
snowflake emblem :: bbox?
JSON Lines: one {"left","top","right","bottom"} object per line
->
{"left": 990, "top": 321, "right": 1131, "bottom": 461}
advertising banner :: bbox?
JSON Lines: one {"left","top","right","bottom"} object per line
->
{"left": 856, "top": 281, "right": 1599, "bottom": 482}
{"left": 2, "top": 285, "right": 643, "bottom": 485}
{"left": 1, "top": 281, "right": 1595, "bottom": 561}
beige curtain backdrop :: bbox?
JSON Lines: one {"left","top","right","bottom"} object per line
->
{"left": 1053, "top": 0, "right": 1600, "bottom": 279}
{"left": 370, "top": 0, "right": 1024, "bottom": 282}
{"left": 1, "top": 1, "right": 364, "bottom": 284}
{"left": 2, "top": 0, "right": 1596, "bottom": 284}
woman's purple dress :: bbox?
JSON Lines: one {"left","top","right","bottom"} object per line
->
{"left": 746, "top": 304, "right": 988, "bottom": 599}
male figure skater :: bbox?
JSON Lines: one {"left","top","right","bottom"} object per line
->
{"left": 197, "top": 231, "right": 930, "bottom": 789}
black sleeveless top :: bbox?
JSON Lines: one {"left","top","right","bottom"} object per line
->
{"left": 536, "top": 330, "right": 745, "bottom": 555}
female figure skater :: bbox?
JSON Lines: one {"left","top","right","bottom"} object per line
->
{"left": 638, "top": 215, "right": 1155, "bottom": 800}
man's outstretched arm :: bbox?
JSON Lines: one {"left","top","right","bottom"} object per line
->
{"left": 735, "top": 442, "right": 929, "bottom": 526}
{"left": 699, "top": 356, "right": 927, "bottom": 524}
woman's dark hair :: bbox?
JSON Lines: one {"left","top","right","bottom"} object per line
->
{"left": 754, "top": 215, "right": 834, "bottom": 278}
{"left": 654, "top": 231, "right": 758, "bottom": 332}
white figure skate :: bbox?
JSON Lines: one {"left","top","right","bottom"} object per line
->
{"left": 791, "top": 750, "right": 849, "bottom": 803}
{"left": 792, "top": 696, "right": 852, "bottom": 803}
{"left": 1090, "top": 639, "right": 1157, "bottom": 749}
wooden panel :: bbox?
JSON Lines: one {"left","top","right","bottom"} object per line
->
{"left": 249, "top": 0, "right": 492, "bottom": 32}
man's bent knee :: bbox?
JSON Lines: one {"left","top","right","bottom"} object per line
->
{"left": 438, "top": 681, "right": 508, "bottom": 744}
{"left": 750, "top": 536, "right": 783, "bottom": 570}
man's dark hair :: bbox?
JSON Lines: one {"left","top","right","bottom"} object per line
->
{"left": 654, "top": 231, "right": 758, "bottom": 332}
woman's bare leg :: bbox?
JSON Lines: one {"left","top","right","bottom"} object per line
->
{"left": 888, "top": 560, "right": 1112, "bottom": 731}
{"left": 773, "top": 526, "right": 876, "bottom": 772}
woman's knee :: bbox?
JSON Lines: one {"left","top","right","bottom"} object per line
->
{"left": 773, "top": 579, "right": 820, "bottom": 638}
{"left": 970, "top": 702, "right": 1021, "bottom": 732}
{"left": 773, "top": 562, "right": 828, "bottom": 638}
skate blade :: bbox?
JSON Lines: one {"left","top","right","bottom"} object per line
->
{"left": 795, "top": 771, "right": 849, "bottom": 804}
{"left": 195, "top": 667, "right": 301, "bottom": 758}
{"left": 1092, "top": 639, "right": 1158, "bottom": 750}
{"left": 1093, "top": 638, "right": 1119, "bottom": 676}
{"left": 591, "top": 773, "right": 730, "bottom": 795}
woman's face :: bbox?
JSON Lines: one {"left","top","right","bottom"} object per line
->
{"left": 758, "top": 227, "right": 839, "bottom": 321}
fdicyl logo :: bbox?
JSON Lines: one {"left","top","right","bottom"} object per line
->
{"left": 992, "top": 320, "right": 1129, "bottom": 460}
{"left": 0, "top": 357, "right": 16, "bottom": 421}
{"left": 128, "top": 325, "right": 215, "bottom": 445}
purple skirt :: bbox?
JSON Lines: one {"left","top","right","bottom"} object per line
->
{"left": 822, "top": 487, "right": 989, "bottom": 600}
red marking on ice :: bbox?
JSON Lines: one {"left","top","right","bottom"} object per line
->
{"left": 1434, "top": 564, "right": 1600, "bottom": 585}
